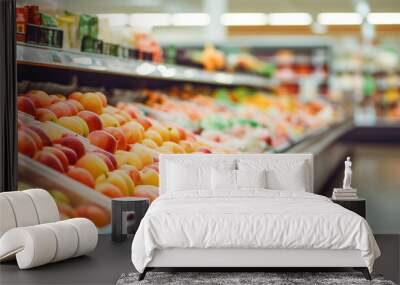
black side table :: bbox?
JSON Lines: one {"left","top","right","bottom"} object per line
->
{"left": 112, "top": 197, "right": 149, "bottom": 242}
{"left": 331, "top": 198, "right": 366, "bottom": 218}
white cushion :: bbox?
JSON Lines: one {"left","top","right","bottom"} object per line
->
{"left": 0, "top": 196, "right": 17, "bottom": 238}
{"left": 0, "top": 218, "right": 97, "bottom": 269}
{"left": 238, "top": 159, "right": 308, "bottom": 191}
{"left": 24, "top": 189, "right": 60, "bottom": 224}
{"left": 211, "top": 168, "right": 237, "bottom": 190}
{"left": 0, "top": 192, "right": 39, "bottom": 227}
{"left": 236, "top": 169, "right": 267, "bottom": 189}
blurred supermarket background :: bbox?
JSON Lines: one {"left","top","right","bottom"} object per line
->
{"left": 15, "top": 0, "right": 399, "bottom": 236}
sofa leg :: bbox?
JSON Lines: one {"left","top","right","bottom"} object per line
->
{"left": 354, "top": 267, "right": 371, "bottom": 280}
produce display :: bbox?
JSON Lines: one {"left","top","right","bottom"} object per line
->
{"left": 17, "top": 90, "right": 230, "bottom": 228}
{"left": 115, "top": 88, "right": 344, "bottom": 153}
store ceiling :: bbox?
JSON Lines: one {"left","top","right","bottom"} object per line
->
{"left": 49, "top": 0, "right": 400, "bottom": 14}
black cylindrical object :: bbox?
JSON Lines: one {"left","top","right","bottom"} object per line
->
{"left": 112, "top": 197, "right": 149, "bottom": 242}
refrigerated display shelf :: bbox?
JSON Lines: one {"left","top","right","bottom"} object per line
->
{"left": 17, "top": 43, "right": 277, "bottom": 90}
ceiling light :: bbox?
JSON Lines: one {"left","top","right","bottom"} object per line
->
{"left": 129, "top": 13, "right": 171, "bottom": 27}
{"left": 172, "top": 13, "right": 210, "bottom": 26}
{"left": 367, "top": 13, "right": 400, "bottom": 25}
{"left": 269, "top": 13, "right": 312, "bottom": 26}
{"left": 221, "top": 13, "right": 268, "bottom": 26}
{"left": 97, "top": 14, "right": 129, "bottom": 27}
{"left": 317, "top": 13, "right": 362, "bottom": 25}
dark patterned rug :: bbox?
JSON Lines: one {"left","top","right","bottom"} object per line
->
{"left": 116, "top": 271, "right": 396, "bottom": 285}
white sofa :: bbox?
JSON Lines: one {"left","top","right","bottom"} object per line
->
{"left": 0, "top": 189, "right": 97, "bottom": 269}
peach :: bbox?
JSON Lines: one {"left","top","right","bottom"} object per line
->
{"left": 88, "top": 130, "right": 117, "bottom": 154}
{"left": 112, "top": 113, "right": 127, "bottom": 126}
{"left": 167, "top": 126, "right": 180, "bottom": 143}
{"left": 67, "top": 166, "right": 95, "bottom": 188}
{"left": 95, "top": 92, "right": 107, "bottom": 107}
{"left": 133, "top": 185, "right": 158, "bottom": 202}
{"left": 141, "top": 138, "right": 158, "bottom": 149}
{"left": 57, "top": 202, "right": 77, "bottom": 219}
{"left": 59, "top": 135, "right": 86, "bottom": 158}
{"left": 34, "top": 151, "right": 64, "bottom": 173}
{"left": 140, "top": 168, "right": 159, "bottom": 186}
{"left": 99, "top": 113, "right": 120, "bottom": 128}
{"left": 48, "top": 94, "right": 63, "bottom": 104}
{"left": 48, "top": 102, "right": 69, "bottom": 118}
{"left": 122, "top": 121, "right": 144, "bottom": 144}
{"left": 159, "top": 141, "right": 185, "bottom": 154}
{"left": 18, "top": 130, "right": 38, "bottom": 157}
{"left": 96, "top": 171, "right": 129, "bottom": 196}
{"left": 78, "top": 110, "right": 103, "bottom": 132}
{"left": 79, "top": 93, "right": 103, "bottom": 114}
{"left": 57, "top": 116, "right": 88, "bottom": 136}
{"left": 25, "top": 90, "right": 51, "bottom": 108}
{"left": 29, "top": 126, "right": 53, "bottom": 147}
{"left": 43, "top": 146, "right": 69, "bottom": 172}
{"left": 36, "top": 108, "right": 57, "bottom": 122}
{"left": 95, "top": 183, "right": 123, "bottom": 198}
{"left": 120, "top": 165, "right": 142, "bottom": 185}
{"left": 144, "top": 130, "right": 163, "bottom": 146}
{"left": 64, "top": 100, "right": 80, "bottom": 115}
{"left": 21, "top": 126, "right": 43, "bottom": 151}
{"left": 104, "top": 127, "right": 127, "bottom": 150}
{"left": 179, "top": 140, "right": 195, "bottom": 153}
{"left": 129, "top": 143, "right": 154, "bottom": 166}
{"left": 54, "top": 144, "right": 78, "bottom": 165}
{"left": 114, "top": 169, "right": 135, "bottom": 195}
{"left": 67, "top": 99, "right": 84, "bottom": 112}
{"left": 76, "top": 153, "right": 108, "bottom": 179}
{"left": 93, "top": 150, "right": 118, "bottom": 170}
{"left": 50, "top": 190, "right": 71, "bottom": 205}
{"left": 137, "top": 117, "right": 152, "bottom": 130}
{"left": 115, "top": 150, "right": 143, "bottom": 170}
{"left": 17, "top": 96, "right": 36, "bottom": 117}
{"left": 198, "top": 147, "right": 212, "bottom": 154}
{"left": 68, "top": 91, "right": 83, "bottom": 102}
{"left": 177, "top": 127, "right": 187, "bottom": 140}
{"left": 91, "top": 151, "right": 116, "bottom": 171}
{"left": 116, "top": 110, "right": 132, "bottom": 123}
{"left": 146, "top": 163, "right": 159, "bottom": 173}
{"left": 75, "top": 205, "right": 110, "bottom": 227}
{"left": 41, "top": 122, "right": 65, "bottom": 142}
{"left": 116, "top": 103, "right": 139, "bottom": 119}
{"left": 149, "top": 124, "right": 170, "bottom": 141}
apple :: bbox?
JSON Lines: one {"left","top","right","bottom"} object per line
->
{"left": 50, "top": 190, "right": 71, "bottom": 205}
{"left": 146, "top": 163, "right": 159, "bottom": 173}
{"left": 119, "top": 165, "right": 142, "bottom": 185}
{"left": 34, "top": 151, "right": 65, "bottom": 173}
{"left": 141, "top": 138, "right": 158, "bottom": 149}
{"left": 137, "top": 117, "right": 152, "bottom": 130}
{"left": 68, "top": 91, "right": 83, "bottom": 102}
{"left": 99, "top": 113, "right": 120, "bottom": 128}
{"left": 93, "top": 150, "right": 118, "bottom": 170}
{"left": 64, "top": 100, "right": 80, "bottom": 115}
{"left": 167, "top": 126, "right": 180, "bottom": 143}
{"left": 95, "top": 183, "right": 123, "bottom": 198}
{"left": 59, "top": 134, "right": 86, "bottom": 158}
{"left": 20, "top": 126, "right": 43, "bottom": 151}
{"left": 179, "top": 140, "right": 195, "bottom": 153}
{"left": 112, "top": 113, "right": 127, "bottom": 126}
{"left": 25, "top": 90, "right": 52, "bottom": 108}
{"left": 57, "top": 202, "right": 77, "bottom": 219}
{"left": 18, "top": 130, "right": 38, "bottom": 157}
{"left": 161, "top": 141, "right": 185, "bottom": 154}
{"left": 149, "top": 124, "right": 170, "bottom": 141}
{"left": 76, "top": 153, "right": 108, "bottom": 179}
{"left": 75, "top": 205, "right": 110, "bottom": 227}
{"left": 177, "top": 127, "right": 187, "bottom": 140}
{"left": 67, "top": 166, "right": 95, "bottom": 188}
{"left": 54, "top": 144, "right": 78, "bottom": 165}
{"left": 36, "top": 108, "right": 57, "bottom": 122}
{"left": 41, "top": 122, "right": 65, "bottom": 142}
{"left": 91, "top": 151, "right": 116, "bottom": 171}
{"left": 56, "top": 116, "right": 89, "bottom": 137}
{"left": 79, "top": 93, "right": 103, "bottom": 114}
{"left": 113, "top": 169, "right": 135, "bottom": 195}
{"left": 77, "top": 110, "right": 103, "bottom": 132}
{"left": 104, "top": 127, "right": 127, "bottom": 150}
{"left": 116, "top": 110, "right": 132, "bottom": 123}
{"left": 67, "top": 99, "right": 84, "bottom": 112}
{"left": 17, "top": 96, "right": 36, "bottom": 117}
{"left": 88, "top": 130, "right": 117, "bottom": 154}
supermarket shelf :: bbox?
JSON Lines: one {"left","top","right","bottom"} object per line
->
{"left": 17, "top": 43, "right": 277, "bottom": 90}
